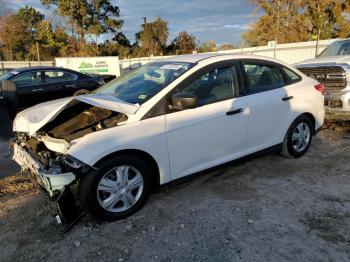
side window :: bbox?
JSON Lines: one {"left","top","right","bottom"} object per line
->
{"left": 180, "top": 66, "right": 239, "bottom": 106}
{"left": 243, "top": 62, "right": 283, "bottom": 93}
{"left": 43, "top": 71, "right": 78, "bottom": 83}
{"left": 282, "top": 67, "right": 301, "bottom": 84}
{"left": 12, "top": 71, "right": 42, "bottom": 86}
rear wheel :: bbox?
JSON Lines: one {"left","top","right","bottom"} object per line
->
{"left": 79, "top": 155, "right": 152, "bottom": 221}
{"left": 282, "top": 115, "right": 313, "bottom": 158}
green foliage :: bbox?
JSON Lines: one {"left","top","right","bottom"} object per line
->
{"left": 137, "top": 18, "right": 169, "bottom": 56}
{"left": 198, "top": 40, "right": 216, "bottom": 53}
{"left": 16, "top": 6, "right": 44, "bottom": 32}
{"left": 219, "top": 44, "right": 237, "bottom": 51}
{"left": 41, "top": 0, "right": 123, "bottom": 39}
{"left": 169, "top": 31, "right": 196, "bottom": 55}
{"left": 244, "top": 0, "right": 350, "bottom": 46}
{"left": 0, "top": 15, "right": 33, "bottom": 60}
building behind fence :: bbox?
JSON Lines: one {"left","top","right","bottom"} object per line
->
{"left": 0, "top": 39, "right": 339, "bottom": 76}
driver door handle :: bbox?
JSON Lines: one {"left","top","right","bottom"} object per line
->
{"left": 226, "top": 108, "right": 243, "bottom": 116}
{"left": 32, "top": 88, "right": 43, "bottom": 92}
{"left": 282, "top": 96, "right": 294, "bottom": 101}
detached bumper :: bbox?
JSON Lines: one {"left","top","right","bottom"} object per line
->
{"left": 12, "top": 143, "right": 76, "bottom": 197}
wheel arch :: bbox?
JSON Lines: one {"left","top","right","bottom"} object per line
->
{"left": 300, "top": 112, "right": 316, "bottom": 133}
{"left": 93, "top": 149, "right": 161, "bottom": 190}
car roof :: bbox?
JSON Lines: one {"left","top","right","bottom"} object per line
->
{"left": 160, "top": 53, "right": 222, "bottom": 63}
{"left": 160, "top": 53, "right": 289, "bottom": 66}
{"left": 10, "top": 66, "right": 80, "bottom": 73}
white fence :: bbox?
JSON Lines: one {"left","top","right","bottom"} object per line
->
{"left": 0, "top": 61, "right": 54, "bottom": 71}
{"left": 119, "top": 39, "right": 337, "bottom": 71}
{"left": 217, "top": 39, "right": 337, "bottom": 64}
{"left": 0, "top": 39, "right": 341, "bottom": 76}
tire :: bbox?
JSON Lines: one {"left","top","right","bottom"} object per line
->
{"left": 281, "top": 115, "right": 313, "bottom": 158}
{"left": 73, "top": 89, "right": 89, "bottom": 96}
{"left": 79, "top": 154, "right": 153, "bottom": 221}
{"left": 1, "top": 80, "right": 18, "bottom": 119}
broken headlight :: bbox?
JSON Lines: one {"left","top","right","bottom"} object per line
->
{"left": 63, "top": 155, "right": 90, "bottom": 173}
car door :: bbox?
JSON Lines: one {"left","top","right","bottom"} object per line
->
{"left": 41, "top": 70, "right": 79, "bottom": 100}
{"left": 12, "top": 70, "right": 44, "bottom": 108}
{"left": 241, "top": 60, "right": 293, "bottom": 153}
{"left": 165, "top": 61, "right": 249, "bottom": 180}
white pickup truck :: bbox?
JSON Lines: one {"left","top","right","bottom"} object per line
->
{"left": 296, "top": 39, "right": 350, "bottom": 120}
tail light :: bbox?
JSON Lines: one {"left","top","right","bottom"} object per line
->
{"left": 314, "top": 83, "right": 325, "bottom": 95}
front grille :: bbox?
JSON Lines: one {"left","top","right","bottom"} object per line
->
{"left": 325, "top": 97, "right": 343, "bottom": 108}
{"left": 298, "top": 66, "right": 346, "bottom": 91}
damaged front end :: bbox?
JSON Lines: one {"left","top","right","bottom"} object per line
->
{"left": 11, "top": 95, "right": 135, "bottom": 200}
{"left": 12, "top": 132, "right": 90, "bottom": 199}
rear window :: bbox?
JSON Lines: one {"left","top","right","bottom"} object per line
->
{"left": 282, "top": 67, "right": 301, "bottom": 84}
{"left": 243, "top": 62, "right": 283, "bottom": 93}
{"left": 44, "top": 71, "right": 78, "bottom": 83}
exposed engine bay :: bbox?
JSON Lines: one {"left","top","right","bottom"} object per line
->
{"left": 40, "top": 102, "right": 128, "bottom": 142}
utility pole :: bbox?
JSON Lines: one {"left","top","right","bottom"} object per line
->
{"left": 142, "top": 17, "right": 150, "bottom": 56}
{"left": 274, "top": 0, "right": 280, "bottom": 59}
{"left": 36, "top": 41, "right": 41, "bottom": 62}
{"left": 315, "top": 4, "right": 322, "bottom": 57}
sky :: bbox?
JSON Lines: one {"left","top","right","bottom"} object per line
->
{"left": 2, "top": 0, "right": 256, "bottom": 45}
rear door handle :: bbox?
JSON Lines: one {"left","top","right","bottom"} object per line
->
{"left": 65, "top": 84, "right": 76, "bottom": 88}
{"left": 282, "top": 96, "right": 294, "bottom": 101}
{"left": 226, "top": 108, "right": 243, "bottom": 116}
{"left": 32, "top": 88, "right": 43, "bottom": 92}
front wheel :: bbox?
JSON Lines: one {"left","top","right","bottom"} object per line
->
{"left": 281, "top": 115, "right": 313, "bottom": 158}
{"left": 79, "top": 155, "right": 152, "bottom": 221}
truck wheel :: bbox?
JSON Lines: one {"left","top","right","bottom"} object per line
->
{"left": 1, "top": 80, "right": 18, "bottom": 119}
{"left": 79, "top": 154, "right": 152, "bottom": 221}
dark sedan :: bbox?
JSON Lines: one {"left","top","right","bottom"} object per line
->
{"left": 0, "top": 66, "right": 104, "bottom": 116}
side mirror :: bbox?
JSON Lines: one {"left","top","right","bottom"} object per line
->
{"left": 171, "top": 92, "right": 198, "bottom": 110}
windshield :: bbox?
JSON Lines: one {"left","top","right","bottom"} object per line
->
{"left": 95, "top": 61, "right": 194, "bottom": 104}
{"left": 319, "top": 41, "right": 350, "bottom": 57}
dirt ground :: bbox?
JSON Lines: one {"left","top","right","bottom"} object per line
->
{"left": 0, "top": 128, "right": 350, "bottom": 262}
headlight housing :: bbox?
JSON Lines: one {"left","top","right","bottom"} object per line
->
{"left": 64, "top": 155, "right": 91, "bottom": 173}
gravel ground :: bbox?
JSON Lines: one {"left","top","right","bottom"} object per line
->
{"left": 0, "top": 129, "right": 350, "bottom": 262}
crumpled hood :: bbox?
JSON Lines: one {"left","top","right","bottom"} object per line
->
{"left": 13, "top": 94, "right": 140, "bottom": 136}
{"left": 295, "top": 55, "right": 350, "bottom": 67}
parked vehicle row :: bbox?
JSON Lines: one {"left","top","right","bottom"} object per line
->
{"left": 11, "top": 53, "right": 325, "bottom": 221}
{"left": 0, "top": 66, "right": 104, "bottom": 118}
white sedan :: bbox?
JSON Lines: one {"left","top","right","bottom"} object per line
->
{"left": 12, "top": 54, "right": 325, "bottom": 221}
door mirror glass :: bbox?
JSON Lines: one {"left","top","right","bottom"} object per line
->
{"left": 171, "top": 92, "right": 198, "bottom": 110}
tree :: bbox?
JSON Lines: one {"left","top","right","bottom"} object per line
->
{"left": 169, "top": 31, "right": 196, "bottom": 55}
{"left": 41, "top": 0, "right": 123, "bottom": 40}
{"left": 219, "top": 43, "right": 236, "bottom": 51}
{"left": 16, "top": 6, "right": 44, "bottom": 32}
{"left": 99, "top": 40, "right": 130, "bottom": 58}
{"left": 243, "top": 0, "right": 309, "bottom": 46}
{"left": 198, "top": 40, "right": 216, "bottom": 53}
{"left": 0, "top": 15, "right": 32, "bottom": 60}
{"left": 244, "top": 0, "right": 350, "bottom": 46}
{"left": 303, "top": 0, "right": 350, "bottom": 40}
{"left": 137, "top": 18, "right": 169, "bottom": 56}
{"left": 112, "top": 32, "right": 131, "bottom": 47}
